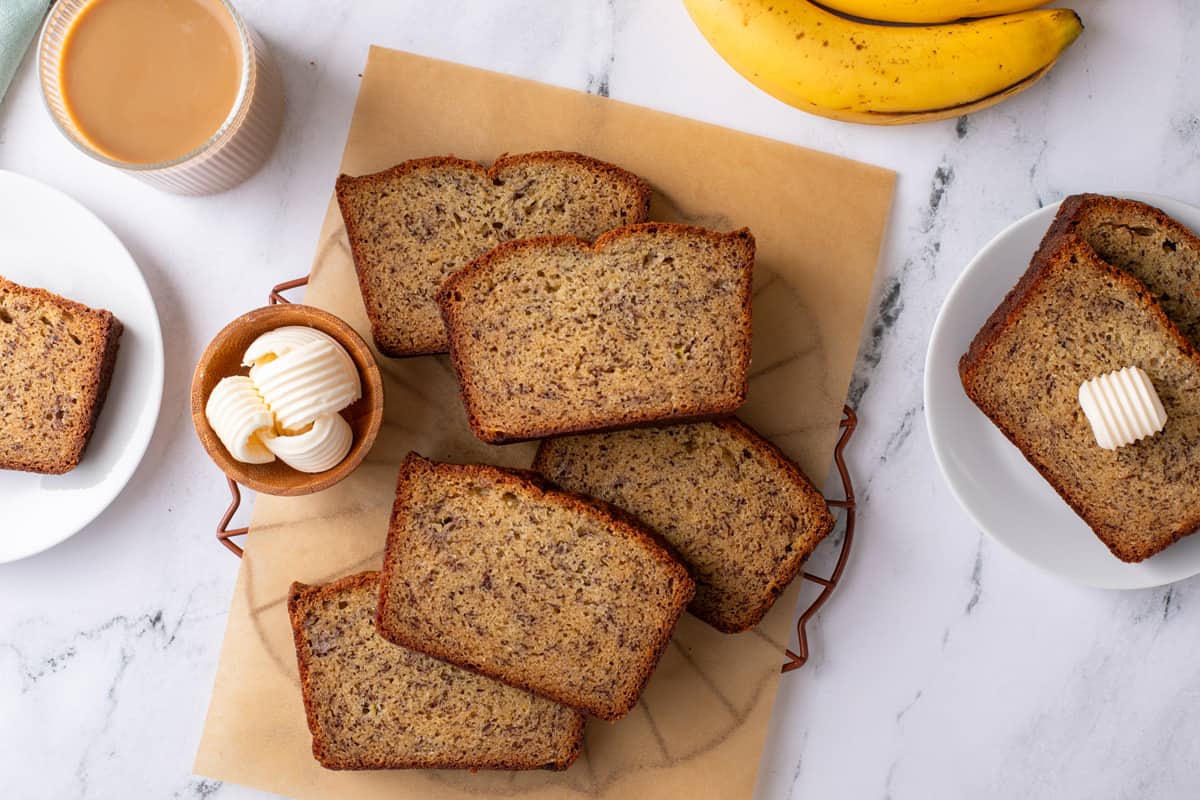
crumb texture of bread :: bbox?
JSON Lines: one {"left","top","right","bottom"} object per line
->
{"left": 0, "top": 276, "right": 122, "bottom": 474}
{"left": 377, "top": 454, "right": 695, "bottom": 721}
{"left": 288, "top": 572, "right": 584, "bottom": 771}
{"left": 959, "top": 234, "right": 1200, "bottom": 562}
{"left": 438, "top": 222, "right": 754, "bottom": 443}
{"left": 336, "top": 151, "right": 651, "bottom": 356}
{"left": 1044, "top": 194, "right": 1200, "bottom": 348}
{"left": 533, "top": 418, "right": 834, "bottom": 633}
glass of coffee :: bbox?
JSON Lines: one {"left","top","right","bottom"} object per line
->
{"left": 38, "top": 0, "right": 284, "bottom": 195}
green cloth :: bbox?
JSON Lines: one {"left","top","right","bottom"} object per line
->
{"left": 0, "top": 0, "right": 49, "bottom": 104}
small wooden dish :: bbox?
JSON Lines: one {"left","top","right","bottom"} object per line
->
{"left": 190, "top": 304, "right": 384, "bottom": 496}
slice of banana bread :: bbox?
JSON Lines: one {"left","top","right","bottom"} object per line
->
{"left": 0, "top": 276, "right": 122, "bottom": 474}
{"left": 288, "top": 572, "right": 584, "bottom": 771}
{"left": 376, "top": 454, "right": 695, "bottom": 721}
{"left": 532, "top": 418, "right": 834, "bottom": 633}
{"left": 1043, "top": 194, "right": 1200, "bottom": 347}
{"left": 437, "top": 222, "right": 754, "bottom": 444}
{"left": 960, "top": 233, "right": 1200, "bottom": 562}
{"left": 336, "top": 151, "right": 651, "bottom": 357}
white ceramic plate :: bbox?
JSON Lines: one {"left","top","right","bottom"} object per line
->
{"left": 926, "top": 193, "right": 1200, "bottom": 590}
{"left": 0, "top": 171, "right": 163, "bottom": 563}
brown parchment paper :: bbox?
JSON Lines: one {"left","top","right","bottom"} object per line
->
{"left": 194, "top": 47, "right": 893, "bottom": 800}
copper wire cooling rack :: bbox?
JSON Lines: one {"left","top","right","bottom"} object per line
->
{"left": 209, "top": 276, "right": 858, "bottom": 674}
{"left": 782, "top": 406, "right": 856, "bottom": 673}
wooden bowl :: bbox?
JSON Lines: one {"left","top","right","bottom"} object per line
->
{"left": 190, "top": 304, "right": 384, "bottom": 496}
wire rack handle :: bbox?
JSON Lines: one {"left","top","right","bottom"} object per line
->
{"left": 213, "top": 275, "right": 310, "bottom": 557}
{"left": 782, "top": 405, "right": 857, "bottom": 673}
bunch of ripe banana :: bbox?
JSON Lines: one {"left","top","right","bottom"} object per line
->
{"left": 682, "top": 0, "right": 1083, "bottom": 125}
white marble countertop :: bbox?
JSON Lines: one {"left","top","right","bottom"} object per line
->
{"left": 3, "top": 2, "right": 1199, "bottom": 798}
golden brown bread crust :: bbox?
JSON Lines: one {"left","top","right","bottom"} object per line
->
{"left": 288, "top": 571, "right": 585, "bottom": 771}
{"left": 335, "top": 151, "right": 652, "bottom": 358}
{"left": 959, "top": 233, "right": 1200, "bottom": 562}
{"left": 0, "top": 277, "right": 122, "bottom": 474}
{"left": 963, "top": 195, "right": 1200, "bottom": 379}
{"left": 81, "top": 312, "right": 123, "bottom": 471}
{"left": 376, "top": 453, "right": 695, "bottom": 721}
{"left": 531, "top": 417, "right": 835, "bottom": 633}
{"left": 437, "top": 222, "right": 755, "bottom": 444}
{"left": 1039, "top": 194, "right": 1200, "bottom": 259}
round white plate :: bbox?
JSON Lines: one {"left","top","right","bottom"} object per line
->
{"left": 0, "top": 171, "right": 163, "bottom": 564}
{"left": 925, "top": 193, "right": 1200, "bottom": 590}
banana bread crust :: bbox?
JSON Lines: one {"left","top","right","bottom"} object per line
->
{"left": 1040, "top": 193, "right": 1200, "bottom": 347}
{"left": 1040, "top": 194, "right": 1200, "bottom": 263}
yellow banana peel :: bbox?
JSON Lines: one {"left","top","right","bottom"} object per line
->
{"left": 682, "top": 0, "right": 1083, "bottom": 124}
{"left": 818, "top": 0, "right": 1053, "bottom": 24}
